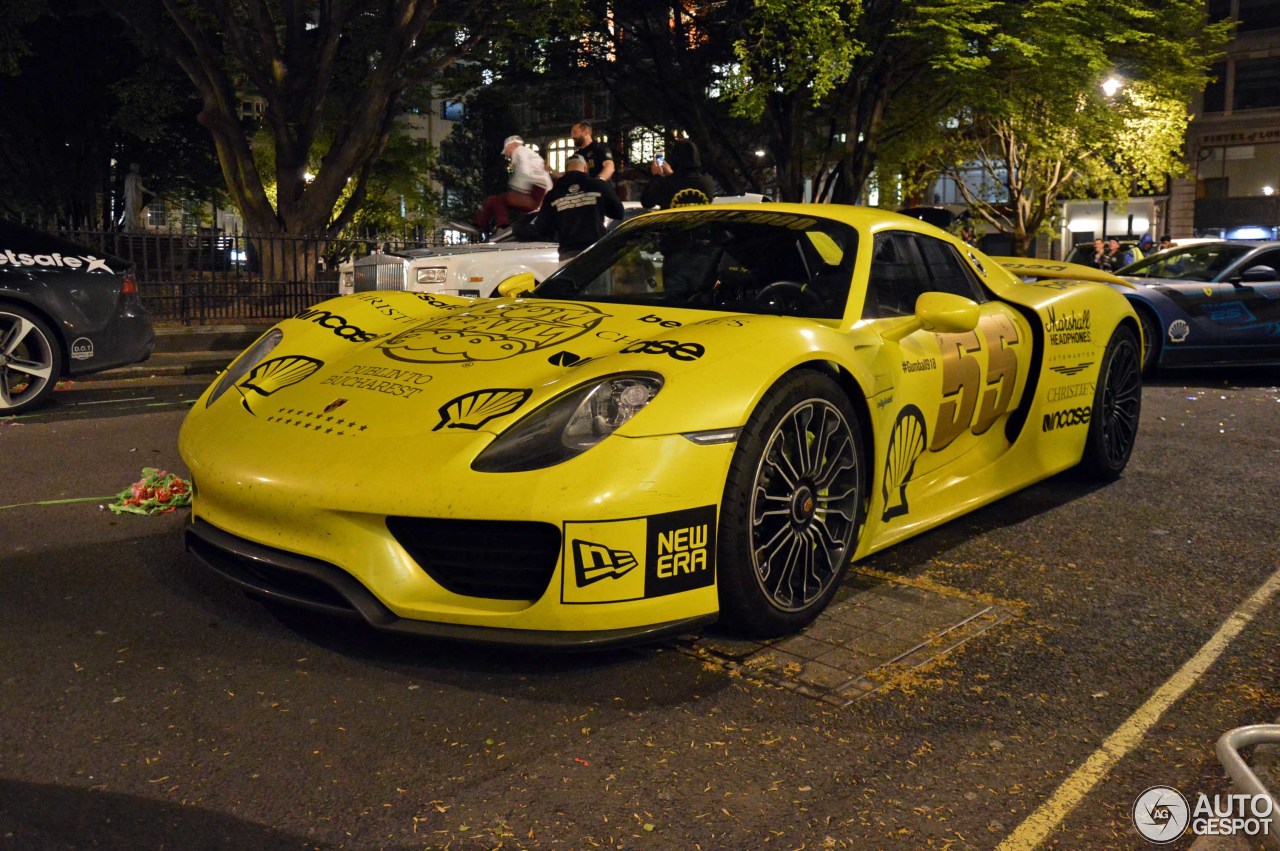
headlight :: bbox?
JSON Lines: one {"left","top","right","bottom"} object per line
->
{"left": 205, "top": 328, "right": 284, "bottom": 407}
{"left": 416, "top": 266, "right": 448, "bottom": 284}
{"left": 472, "top": 373, "right": 663, "bottom": 472}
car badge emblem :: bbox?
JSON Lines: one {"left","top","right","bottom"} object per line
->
{"left": 324, "top": 398, "right": 349, "bottom": 414}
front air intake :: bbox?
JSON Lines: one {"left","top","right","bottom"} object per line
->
{"left": 386, "top": 517, "right": 561, "bottom": 601}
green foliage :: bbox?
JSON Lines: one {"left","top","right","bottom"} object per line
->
{"left": 101, "top": 0, "right": 577, "bottom": 236}
{"left": 931, "top": 0, "right": 1231, "bottom": 253}
{"left": 726, "top": 0, "right": 864, "bottom": 121}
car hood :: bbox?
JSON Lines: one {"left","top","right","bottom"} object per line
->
{"left": 394, "top": 242, "right": 559, "bottom": 261}
{"left": 207, "top": 296, "right": 781, "bottom": 443}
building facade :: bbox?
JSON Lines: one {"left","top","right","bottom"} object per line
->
{"left": 1167, "top": 0, "right": 1280, "bottom": 240}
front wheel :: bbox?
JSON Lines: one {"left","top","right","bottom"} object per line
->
{"left": 1, "top": 305, "right": 63, "bottom": 415}
{"left": 717, "top": 371, "right": 866, "bottom": 637}
{"left": 1078, "top": 325, "right": 1142, "bottom": 479}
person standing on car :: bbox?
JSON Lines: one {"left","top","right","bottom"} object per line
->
{"left": 570, "top": 121, "right": 615, "bottom": 182}
{"left": 533, "top": 156, "right": 625, "bottom": 261}
{"left": 641, "top": 140, "right": 717, "bottom": 210}
{"left": 474, "top": 135, "right": 553, "bottom": 236}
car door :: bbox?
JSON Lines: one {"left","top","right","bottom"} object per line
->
{"left": 864, "top": 230, "right": 1032, "bottom": 524}
{"left": 1220, "top": 248, "right": 1280, "bottom": 332}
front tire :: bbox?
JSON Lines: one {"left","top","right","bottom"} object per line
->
{"left": 1078, "top": 325, "right": 1142, "bottom": 479}
{"left": 0, "top": 305, "right": 63, "bottom": 415}
{"left": 718, "top": 371, "right": 866, "bottom": 637}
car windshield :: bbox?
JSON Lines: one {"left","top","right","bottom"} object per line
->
{"left": 1118, "top": 243, "right": 1253, "bottom": 281}
{"left": 532, "top": 210, "right": 858, "bottom": 320}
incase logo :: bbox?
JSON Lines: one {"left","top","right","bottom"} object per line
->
{"left": 294, "top": 308, "right": 384, "bottom": 343}
{"left": 1042, "top": 405, "right": 1091, "bottom": 431}
{"left": 621, "top": 339, "right": 705, "bottom": 361}
{"left": 573, "top": 540, "right": 639, "bottom": 586}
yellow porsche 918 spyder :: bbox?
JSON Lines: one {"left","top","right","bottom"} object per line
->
{"left": 179, "top": 205, "right": 1142, "bottom": 648}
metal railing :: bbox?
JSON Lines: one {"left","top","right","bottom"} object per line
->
{"left": 1217, "top": 724, "right": 1280, "bottom": 850}
{"left": 61, "top": 225, "right": 445, "bottom": 324}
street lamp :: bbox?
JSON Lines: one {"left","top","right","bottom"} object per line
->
{"left": 1101, "top": 77, "right": 1123, "bottom": 98}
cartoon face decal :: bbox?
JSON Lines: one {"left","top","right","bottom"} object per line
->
{"left": 378, "top": 301, "right": 607, "bottom": 364}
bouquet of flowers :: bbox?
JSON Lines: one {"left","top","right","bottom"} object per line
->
{"left": 108, "top": 467, "right": 192, "bottom": 515}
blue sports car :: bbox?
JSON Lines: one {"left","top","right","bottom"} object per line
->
{"left": 1113, "top": 240, "right": 1280, "bottom": 372}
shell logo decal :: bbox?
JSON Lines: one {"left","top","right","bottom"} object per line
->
{"left": 434, "top": 389, "right": 532, "bottom": 431}
{"left": 377, "top": 301, "right": 607, "bottom": 364}
{"left": 237, "top": 355, "right": 324, "bottom": 414}
{"left": 881, "top": 405, "right": 927, "bottom": 521}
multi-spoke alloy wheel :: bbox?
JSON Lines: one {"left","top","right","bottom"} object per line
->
{"left": 718, "top": 371, "right": 866, "bottom": 637}
{"left": 0, "top": 306, "right": 62, "bottom": 415}
{"left": 1079, "top": 325, "right": 1142, "bottom": 479}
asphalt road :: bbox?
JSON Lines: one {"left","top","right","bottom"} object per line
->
{"left": 1, "top": 369, "right": 1278, "bottom": 850}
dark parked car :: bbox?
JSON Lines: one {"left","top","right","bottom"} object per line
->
{"left": 1, "top": 220, "right": 155, "bottom": 414}
{"left": 1112, "top": 240, "right": 1280, "bottom": 371}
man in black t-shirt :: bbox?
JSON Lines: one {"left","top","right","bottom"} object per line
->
{"left": 533, "top": 156, "right": 624, "bottom": 260}
{"left": 570, "top": 121, "right": 615, "bottom": 181}
{"left": 641, "top": 140, "right": 716, "bottom": 210}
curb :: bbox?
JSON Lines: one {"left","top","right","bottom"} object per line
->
{"left": 153, "top": 323, "right": 271, "bottom": 355}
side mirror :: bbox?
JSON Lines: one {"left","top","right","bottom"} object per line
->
{"left": 1236, "top": 265, "right": 1277, "bottom": 285}
{"left": 497, "top": 272, "right": 536, "bottom": 298}
{"left": 878, "top": 292, "right": 980, "bottom": 342}
{"left": 917, "top": 292, "right": 981, "bottom": 333}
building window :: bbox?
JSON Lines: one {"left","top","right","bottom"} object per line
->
{"left": 546, "top": 137, "right": 575, "bottom": 175}
{"left": 1198, "top": 143, "right": 1280, "bottom": 198}
{"left": 1203, "top": 62, "right": 1227, "bottom": 113}
{"left": 627, "top": 129, "right": 665, "bottom": 170}
{"left": 1237, "top": 0, "right": 1280, "bottom": 32}
{"left": 1233, "top": 57, "right": 1280, "bottom": 111}
{"left": 441, "top": 100, "right": 464, "bottom": 121}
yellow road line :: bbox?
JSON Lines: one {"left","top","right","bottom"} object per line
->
{"left": 999, "top": 566, "right": 1280, "bottom": 850}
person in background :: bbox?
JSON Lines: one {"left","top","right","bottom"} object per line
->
{"left": 1104, "top": 237, "right": 1133, "bottom": 270}
{"left": 1160, "top": 234, "right": 1175, "bottom": 251}
{"left": 570, "top": 121, "right": 615, "bottom": 182}
{"left": 1091, "top": 238, "right": 1109, "bottom": 270}
{"left": 474, "top": 135, "right": 553, "bottom": 236}
{"left": 533, "top": 155, "right": 624, "bottom": 261}
{"left": 641, "top": 139, "right": 716, "bottom": 210}
{"left": 1137, "top": 232, "right": 1154, "bottom": 259}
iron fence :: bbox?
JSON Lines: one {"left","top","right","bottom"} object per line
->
{"left": 62, "top": 225, "right": 445, "bottom": 324}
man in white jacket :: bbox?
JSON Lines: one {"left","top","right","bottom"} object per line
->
{"left": 475, "top": 136, "right": 554, "bottom": 235}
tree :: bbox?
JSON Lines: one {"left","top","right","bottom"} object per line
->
{"left": 100, "top": 0, "right": 572, "bottom": 246}
{"left": 724, "top": 0, "right": 992, "bottom": 203}
{"left": 933, "top": 0, "right": 1231, "bottom": 255}
{"left": 0, "top": 0, "right": 220, "bottom": 227}
{"left": 580, "top": 0, "right": 772, "bottom": 197}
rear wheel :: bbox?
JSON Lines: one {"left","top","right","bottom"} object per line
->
{"left": 0, "top": 305, "right": 63, "bottom": 415}
{"left": 1078, "top": 325, "right": 1142, "bottom": 479}
{"left": 717, "top": 371, "right": 866, "bottom": 637}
